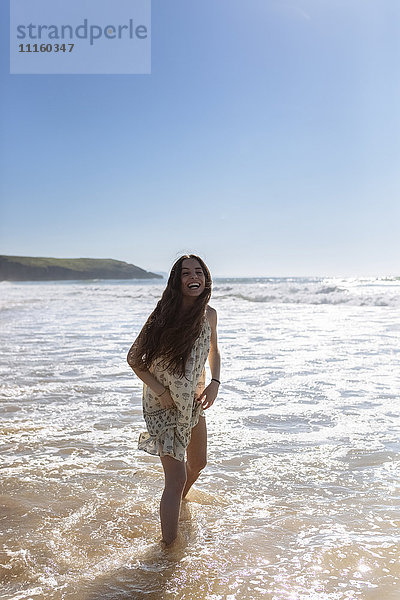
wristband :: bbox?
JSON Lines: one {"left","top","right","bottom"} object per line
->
{"left": 211, "top": 378, "right": 220, "bottom": 385}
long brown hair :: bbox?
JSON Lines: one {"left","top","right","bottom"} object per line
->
{"left": 128, "top": 255, "right": 212, "bottom": 377}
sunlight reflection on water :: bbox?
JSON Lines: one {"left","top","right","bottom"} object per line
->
{"left": 1, "top": 278, "right": 399, "bottom": 599}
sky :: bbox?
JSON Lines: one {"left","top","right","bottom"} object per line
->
{"left": 1, "top": 0, "right": 399, "bottom": 278}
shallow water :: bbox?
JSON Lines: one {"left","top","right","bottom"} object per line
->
{"left": 1, "top": 278, "right": 399, "bottom": 599}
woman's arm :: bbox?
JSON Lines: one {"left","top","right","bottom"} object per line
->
{"left": 197, "top": 306, "right": 221, "bottom": 409}
{"left": 127, "top": 341, "right": 175, "bottom": 409}
{"left": 208, "top": 307, "right": 221, "bottom": 381}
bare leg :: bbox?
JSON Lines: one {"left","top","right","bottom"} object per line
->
{"left": 182, "top": 416, "right": 207, "bottom": 499}
{"left": 160, "top": 455, "right": 187, "bottom": 546}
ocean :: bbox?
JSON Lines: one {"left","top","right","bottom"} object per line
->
{"left": 1, "top": 277, "right": 399, "bottom": 600}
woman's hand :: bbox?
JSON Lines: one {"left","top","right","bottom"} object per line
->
{"left": 157, "top": 388, "right": 176, "bottom": 409}
{"left": 196, "top": 380, "right": 219, "bottom": 410}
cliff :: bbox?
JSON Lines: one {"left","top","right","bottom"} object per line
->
{"left": 0, "top": 255, "right": 163, "bottom": 281}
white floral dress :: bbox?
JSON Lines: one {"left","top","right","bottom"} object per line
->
{"left": 138, "top": 316, "right": 211, "bottom": 461}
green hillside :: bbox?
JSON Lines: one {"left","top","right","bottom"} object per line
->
{"left": 0, "top": 255, "right": 162, "bottom": 281}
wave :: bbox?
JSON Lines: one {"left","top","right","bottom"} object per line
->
{"left": 1, "top": 278, "right": 399, "bottom": 309}
{"left": 213, "top": 293, "right": 397, "bottom": 306}
{"left": 212, "top": 280, "right": 400, "bottom": 307}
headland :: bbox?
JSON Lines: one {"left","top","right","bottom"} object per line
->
{"left": 0, "top": 255, "right": 162, "bottom": 281}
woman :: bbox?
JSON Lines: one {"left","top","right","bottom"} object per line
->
{"left": 127, "top": 254, "right": 221, "bottom": 546}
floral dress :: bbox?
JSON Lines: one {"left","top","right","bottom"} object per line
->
{"left": 138, "top": 316, "right": 211, "bottom": 461}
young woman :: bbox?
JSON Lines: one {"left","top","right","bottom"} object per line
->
{"left": 127, "top": 255, "right": 221, "bottom": 546}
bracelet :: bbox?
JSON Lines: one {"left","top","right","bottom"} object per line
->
{"left": 211, "top": 378, "right": 220, "bottom": 385}
{"left": 158, "top": 388, "right": 168, "bottom": 397}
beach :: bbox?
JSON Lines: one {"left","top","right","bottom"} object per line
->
{"left": 1, "top": 277, "right": 399, "bottom": 600}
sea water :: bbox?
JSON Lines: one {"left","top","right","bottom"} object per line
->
{"left": 1, "top": 277, "right": 399, "bottom": 600}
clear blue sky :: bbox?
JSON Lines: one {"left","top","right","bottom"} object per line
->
{"left": 1, "top": 0, "right": 399, "bottom": 277}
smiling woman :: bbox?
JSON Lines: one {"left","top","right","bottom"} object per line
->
{"left": 181, "top": 258, "right": 206, "bottom": 299}
{"left": 127, "top": 254, "right": 221, "bottom": 546}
